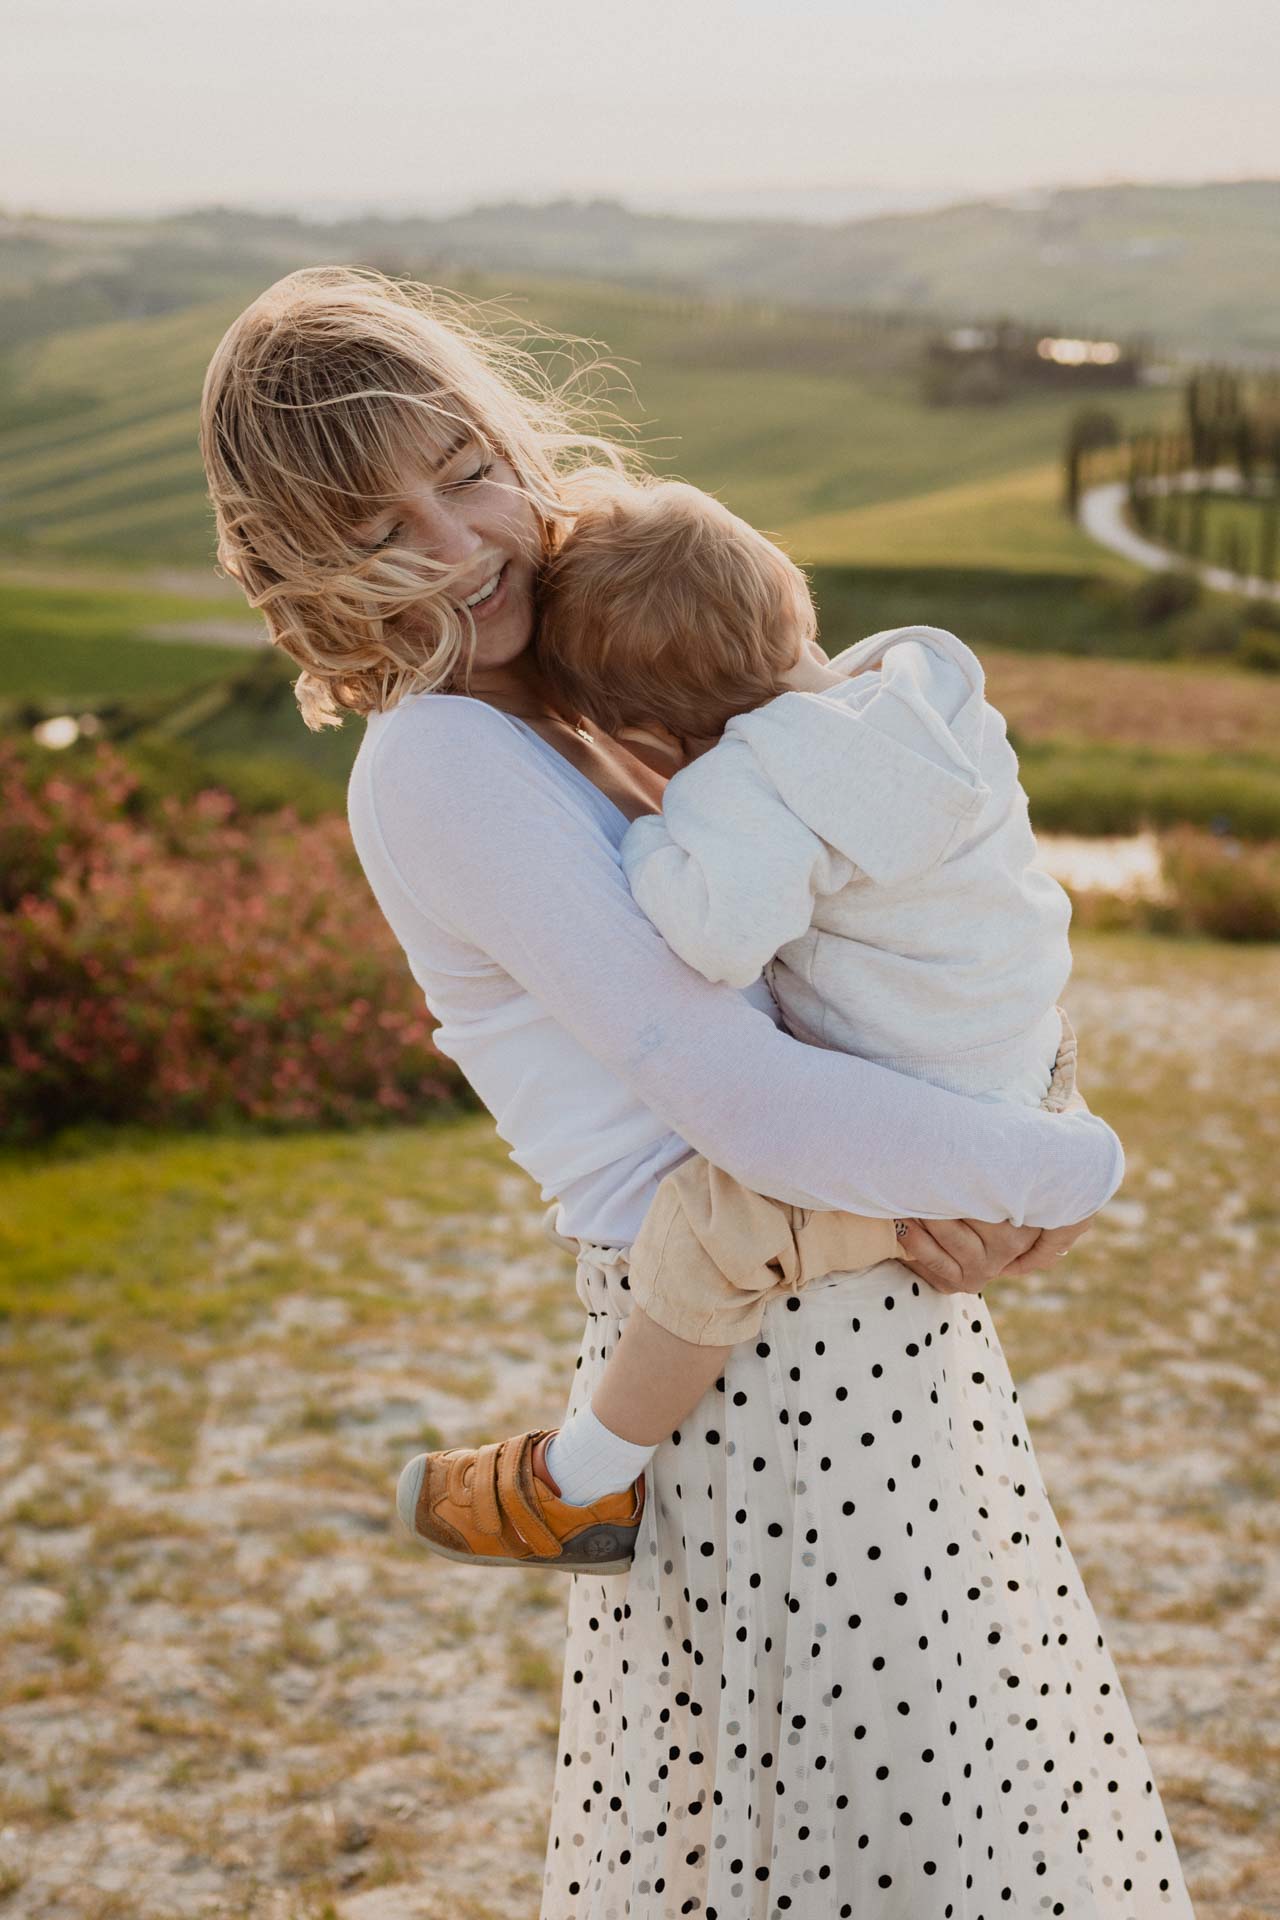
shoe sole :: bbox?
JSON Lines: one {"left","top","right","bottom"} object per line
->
{"left": 394, "top": 1454, "right": 637, "bottom": 1576}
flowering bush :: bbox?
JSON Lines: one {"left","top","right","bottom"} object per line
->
{"left": 0, "top": 738, "right": 469, "bottom": 1140}
{"left": 1158, "top": 827, "right": 1280, "bottom": 941}
{"left": 1064, "top": 826, "right": 1280, "bottom": 942}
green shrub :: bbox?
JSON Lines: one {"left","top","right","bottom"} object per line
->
{"left": 809, "top": 565, "right": 1238, "bottom": 666}
{"left": 1020, "top": 742, "right": 1280, "bottom": 840}
{"left": 1160, "top": 829, "right": 1280, "bottom": 940}
{"left": 1171, "top": 606, "right": 1244, "bottom": 660}
{"left": 118, "top": 735, "right": 346, "bottom": 819}
{"left": 1064, "top": 830, "right": 1280, "bottom": 941}
{"left": 1237, "top": 628, "right": 1280, "bottom": 674}
{"left": 1243, "top": 597, "right": 1280, "bottom": 633}
{"left": 1131, "top": 568, "right": 1202, "bottom": 625}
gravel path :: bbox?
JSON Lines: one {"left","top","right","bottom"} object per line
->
{"left": 1079, "top": 473, "right": 1280, "bottom": 603}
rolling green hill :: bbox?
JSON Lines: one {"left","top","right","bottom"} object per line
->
{"left": 3, "top": 181, "right": 1278, "bottom": 363}
{"left": 0, "top": 272, "right": 1174, "bottom": 569}
{"left": 2, "top": 237, "right": 1275, "bottom": 859}
{"left": 361, "top": 181, "right": 1280, "bottom": 359}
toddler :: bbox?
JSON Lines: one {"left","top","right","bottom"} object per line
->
{"left": 396, "top": 476, "right": 1084, "bottom": 1572}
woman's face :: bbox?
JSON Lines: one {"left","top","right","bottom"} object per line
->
{"left": 351, "top": 431, "right": 543, "bottom": 672}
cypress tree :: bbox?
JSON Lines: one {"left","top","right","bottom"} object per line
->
{"left": 1260, "top": 497, "right": 1279, "bottom": 585}
{"left": 1064, "top": 443, "right": 1081, "bottom": 517}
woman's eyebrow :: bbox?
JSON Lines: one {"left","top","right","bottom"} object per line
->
{"left": 429, "top": 427, "right": 475, "bottom": 473}
{"left": 354, "top": 427, "right": 477, "bottom": 539}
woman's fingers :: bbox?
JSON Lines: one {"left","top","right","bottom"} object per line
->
{"left": 959, "top": 1217, "right": 1043, "bottom": 1275}
{"left": 896, "top": 1221, "right": 963, "bottom": 1292}
{"left": 896, "top": 1217, "right": 1048, "bottom": 1293}
{"left": 997, "top": 1214, "right": 1097, "bottom": 1278}
{"left": 896, "top": 1218, "right": 985, "bottom": 1294}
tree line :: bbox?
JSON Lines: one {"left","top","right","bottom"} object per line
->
{"left": 1063, "top": 368, "right": 1280, "bottom": 585}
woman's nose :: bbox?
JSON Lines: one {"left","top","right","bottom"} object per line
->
{"left": 404, "top": 496, "right": 483, "bottom": 566}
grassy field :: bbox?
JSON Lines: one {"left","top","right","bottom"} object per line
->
{"left": 9, "top": 260, "right": 1275, "bottom": 850}
{"left": 981, "top": 646, "right": 1280, "bottom": 756}
{"left": 0, "top": 932, "right": 1277, "bottom": 1918}
{"left": 0, "top": 580, "right": 259, "bottom": 705}
{"left": 787, "top": 460, "right": 1127, "bottom": 572}
{"left": 0, "top": 274, "right": 1174, "bottom": 568}
{"left": 1144, "top": 491, "right": 1278, "bottom": 578}
{"left": 9, "top": 567, "right": 1280, "bottom": 845}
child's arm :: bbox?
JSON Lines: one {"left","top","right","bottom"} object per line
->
{"left": 620, "top": 739, "right": 857, "bottom": 988}
{"left": 620, "top": 631, "right": 994, "bottom": 990}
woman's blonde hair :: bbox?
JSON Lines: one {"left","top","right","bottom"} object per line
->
{"left": 536, "top": 473, "right": 817, "bottom": 740}
{"left": 199, "top": 265, "right": 638, "bottom": 729}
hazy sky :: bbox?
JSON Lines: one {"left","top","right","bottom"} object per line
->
{"left": 5, "top": 0, "right": 1277, "bottom": 218}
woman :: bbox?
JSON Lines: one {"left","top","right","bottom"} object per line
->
{"left": 200, "top": 266, "right": 1194, "bottom": 1918}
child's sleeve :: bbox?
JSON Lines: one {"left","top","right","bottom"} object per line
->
{"left": 620, "top": 739, "right": 856, "bottom": 988}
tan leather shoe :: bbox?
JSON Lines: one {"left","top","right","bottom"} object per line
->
{"left": 395, "top": 1427, "right": 644, "bottom": 1576}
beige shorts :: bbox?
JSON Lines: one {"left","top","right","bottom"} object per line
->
{"left": 568, "top": 1006, "right": 1081, "bottom": 1348}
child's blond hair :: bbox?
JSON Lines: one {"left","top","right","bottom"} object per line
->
{"left": 536, "top": 473, "right": 817, "bottom": 741}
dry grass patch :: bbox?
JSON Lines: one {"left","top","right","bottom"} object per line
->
{"left": 984, "top": 646, "right": 1280, "bottom": 757}
{"left": 0, "top": 955, "right": 1276, "bottom": 1915}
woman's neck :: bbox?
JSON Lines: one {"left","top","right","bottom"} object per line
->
{"left": 461, "top": 647, "right": 669, "bottom": 823}
{"left": 464, "top": 649, "right": 575, "bottom": 725}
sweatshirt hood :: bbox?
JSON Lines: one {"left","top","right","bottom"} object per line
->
{"left": 723, "top": 625, "right": 991, "bottom": 886}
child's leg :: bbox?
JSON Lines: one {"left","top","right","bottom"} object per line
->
{"left": 536, "top": 1153, "right": 907, "bottom": 1504}
{"left": 533, "top": 1151, "right": 901, "bottom": 1506}
{"left": 537, "top": 1307, "right": 733, "bottom": 1505}
{"left": 591, "top": 1304, "right": 733, "bottom": 1443}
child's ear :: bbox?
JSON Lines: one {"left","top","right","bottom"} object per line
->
{"left": 614, "top": 722, "right": 687, "bottom": 774}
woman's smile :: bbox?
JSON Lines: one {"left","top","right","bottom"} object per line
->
{"left": 459, "top": 559, "right": 510, "bottom": 621}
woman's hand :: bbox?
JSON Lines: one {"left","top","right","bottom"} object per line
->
{"left": 992, "top": 1215, "right": 1096, "bottom": 1277}
{"left": 894, "top": 1213, "right": 1096, "bottom": 1294}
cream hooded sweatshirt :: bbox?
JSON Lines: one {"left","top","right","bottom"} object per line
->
{"left": 620, "top": 625, "right": 1073, "bottom": 1107}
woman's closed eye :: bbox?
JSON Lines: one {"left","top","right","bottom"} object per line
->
{"left": 366, "top": 462, "right": 495, "bottom": 550}
{"left": 451, "top": 460, "right": 494, "bottom": 490}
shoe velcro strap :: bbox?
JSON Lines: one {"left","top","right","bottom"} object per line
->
{"left": 496, "top": 1436, "right": 562, "bottom": 1559}
{"left": 469, "top": 1440, "right": 506, "bottom": 1540}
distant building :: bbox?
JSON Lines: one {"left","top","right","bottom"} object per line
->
{"left": 925, "top": 320, "right": 1144, "bottom": 404}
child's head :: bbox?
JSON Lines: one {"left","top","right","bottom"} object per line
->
{"left": 536, "top": 475, "right": 817, "bottom": 743}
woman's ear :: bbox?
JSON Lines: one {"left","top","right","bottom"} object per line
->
{"left": 614, "top": 721, "right": 687, "bottom": 774}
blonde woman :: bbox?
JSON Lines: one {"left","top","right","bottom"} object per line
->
{"left": 200, "top": 267, "right": 1193, "bottom": 1919}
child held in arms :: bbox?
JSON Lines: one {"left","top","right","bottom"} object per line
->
{"left": 396, "top": 471, "right": 1086, "bottom": 1573}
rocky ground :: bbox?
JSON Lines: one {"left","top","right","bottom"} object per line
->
{"left": 1, "top": 931, "right": 1277, "bottom": 1918}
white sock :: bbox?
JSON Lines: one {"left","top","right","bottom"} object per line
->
{"left": 542, "top": 1403, "right": 656, "bottom": 1506}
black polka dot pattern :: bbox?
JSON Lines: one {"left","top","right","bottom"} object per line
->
{"left": 541, "top": 1255, "right": 1195, "bottom": 1918}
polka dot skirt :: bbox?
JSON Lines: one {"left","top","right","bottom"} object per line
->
{"left": 541, "top": 1252, "right": 1195, "bottom": 1919}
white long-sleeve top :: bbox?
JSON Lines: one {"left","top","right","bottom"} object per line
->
{"left": 621, "top": 626, "right": 1074, "bottom": 1106}
{"left": 345, "top": 691, "right": 1122, "bottom": 1246}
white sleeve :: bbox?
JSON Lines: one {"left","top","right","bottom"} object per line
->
{"left": 353, "top": 699, "right": 1124, "bottom": 1227}
{"left": 620, "top": 739, "right": 855, "bottom": 988}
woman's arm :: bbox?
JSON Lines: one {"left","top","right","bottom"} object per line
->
{"left": 352, "top": 700, "right": 1123, "bottom": 1227}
